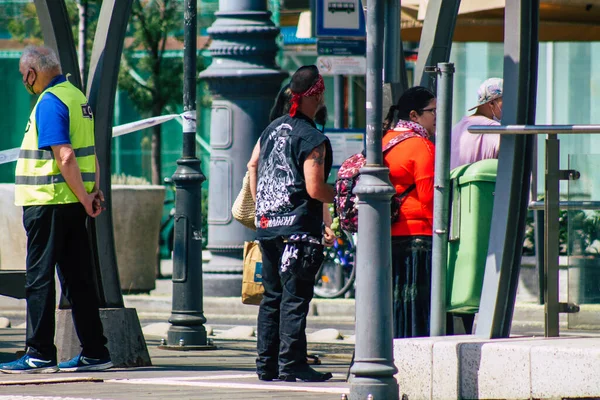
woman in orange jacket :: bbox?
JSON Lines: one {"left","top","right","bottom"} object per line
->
{"left": 382, "top": 86, "right": 436, "bottom": 338}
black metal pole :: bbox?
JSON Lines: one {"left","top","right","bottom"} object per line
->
{"left": 334, "top": 75, "right": 344, "bottom": 129}
{"left": 166, "top": 0, "right": 212, "bottom": 348}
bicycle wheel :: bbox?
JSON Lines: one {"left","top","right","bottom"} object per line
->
{"left": 314, "top": 231, "right": 356, "bottom": 299}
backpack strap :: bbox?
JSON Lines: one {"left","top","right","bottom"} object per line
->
{"left": 382, "top": 131, "right": 420, "bottom": 153}
{"left": 395, "top": 183, "right": 416, "bottom": 201}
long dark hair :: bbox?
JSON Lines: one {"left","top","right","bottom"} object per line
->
{"left": 269, "top": 83, "right": 292, "bottom": 122}
{"left": 382, "top": 86, "right": 435, "bottom": 132}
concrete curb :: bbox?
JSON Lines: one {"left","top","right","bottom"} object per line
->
{"left": 394, "top": 335, "right": 600, "bottom": 399}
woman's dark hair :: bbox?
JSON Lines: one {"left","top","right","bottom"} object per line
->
{"left": 382, "top": 86, "right": 435, "bottom": 132}
{"left": 314, "top": 105, "right": 328, "bottom": 127}
{"left": 269, "top": 83, "right": 292, "bottom": 122}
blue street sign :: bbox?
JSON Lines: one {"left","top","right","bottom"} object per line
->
{"left": 316, "top": 0, "right": 366, "bottom": 38}
{"left": 317, "top": 39, "right": 366, "bottom": 56}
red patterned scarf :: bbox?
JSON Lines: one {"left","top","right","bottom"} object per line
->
{"left": 289, "top": 75, "right": 325, "bottom": 117}
{"left": 394, "top": 119, "right": 430, "bottom": 138}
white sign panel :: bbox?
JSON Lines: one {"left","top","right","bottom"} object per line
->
{"left": 324, "top": 1, "right": 359, "bottom": 29}
{"left": 317, "top": 56, "right": 366, "bottom": 76}
{"left": 325, "top": 131, "right": 364, "bottom": 167}
{"left": 316, "top": 0, "right": 366, "bottom": 38}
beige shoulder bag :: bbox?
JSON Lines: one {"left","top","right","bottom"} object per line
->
{"left": 231, "top": 171, "right": 256, "bottom": 230}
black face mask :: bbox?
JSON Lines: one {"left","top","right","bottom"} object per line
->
{"left": 23, "top": 69, "right": 36, "bottom": 95}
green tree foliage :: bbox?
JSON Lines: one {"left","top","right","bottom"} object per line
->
{"left": 119, "top": 0, "right": 196, "bottom": 185}
{"left": 2, "top": 1, "right": 101, "bottom": 56}
{"left": 4, "top": 0, "right": 202, "bottom": 186}
{"left": 2, "top": 2, "right": 42, "bottom": 42}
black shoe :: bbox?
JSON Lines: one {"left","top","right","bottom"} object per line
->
{"left": 257, "top": 371, "right": 278, "bottom": 381}
{"left": 279, "top": 367, "right": 333, "bottom": 382}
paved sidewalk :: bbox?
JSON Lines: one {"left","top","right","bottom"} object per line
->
{"left": 0, "top": 329, "right": 353, "bottom": 399}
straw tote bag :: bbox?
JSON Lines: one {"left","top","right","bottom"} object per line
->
{"left": 231, "top": 171, "right": 256, "bottom": 230}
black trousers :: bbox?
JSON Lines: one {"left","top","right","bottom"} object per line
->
{"left": 391, "top": 235, "right": 476, "bottom": 337}
{"left": 391, "top": 235, "right": 433, "bottom": 338}
{"left": 256, "top": 238, "right": 324, "bottom": 375}
{"left": 23, "top": 203, "right": 108, "bottom": 360}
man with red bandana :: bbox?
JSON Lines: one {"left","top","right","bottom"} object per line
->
{"left": 247, "top": 65, "right": 335, "bottom": 382}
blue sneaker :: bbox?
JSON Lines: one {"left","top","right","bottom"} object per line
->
{"left": 0, "top": 355, "right": 58, "bottom": 374}
{"left": 58, "top": 354, "right": 113, "bottom": 372}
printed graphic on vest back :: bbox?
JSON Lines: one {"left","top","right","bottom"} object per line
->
{"left": 256, "top": 124, "right": 295, "bottom": 219}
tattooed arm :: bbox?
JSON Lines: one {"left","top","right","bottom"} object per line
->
{"left": 303, "top": 143, "right": 334, "bottom": 203}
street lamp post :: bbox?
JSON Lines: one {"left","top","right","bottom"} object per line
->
{"left": 349, "top": 0, "right": 399, "bottom": 399}
{"left": 166, "top": 0, "right": 212, "bottom": 348}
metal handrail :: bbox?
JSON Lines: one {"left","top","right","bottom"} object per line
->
{"left": 468, "top": 124, "right": 600, "bottom": 135}
{"left": 529, "top": 201, "right": 600, "bottom": 211}
{"left": 467, "top": 123, "right": 600, "bottom": 337}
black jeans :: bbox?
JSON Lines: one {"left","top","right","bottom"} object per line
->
{"left": 256, "top": 238, "right": 324, "bottom": 375}
{"left": 23, "top": 203, "right": 108, "bottom": 361}
{"left": 391, "top": 235, "right": 432, "bottom": 338}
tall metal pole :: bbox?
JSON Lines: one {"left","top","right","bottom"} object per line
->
{"left": 384, "top": 0, "right": 408, "bottom": 102}
{"left": 430, "top": 62, "right": 454, "bottom": 336}
{"left": 334, "top": 75, "right": 344, "bottom": 129}
{"left": 348, "top": 76, "right": 355, "bottom": 128}
{"left": 167, "top": 0, "right": 210, "bottom": 347}
{"left": 544, "top": 133, "right": 560, "bottom": 337}
{"left": 349, "top": 0, "right": 398, "bottom": 399}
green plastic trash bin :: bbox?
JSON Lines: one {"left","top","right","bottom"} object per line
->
{"left": 447, "top": 159, "right": 498, "bottom": 313}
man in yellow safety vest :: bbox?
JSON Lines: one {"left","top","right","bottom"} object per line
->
{"left": 0, "top": 46, "right": 112, "bottom": 374}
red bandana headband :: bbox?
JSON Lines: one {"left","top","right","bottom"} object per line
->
{"left": 289, "top": 75, "right": 325, "bottom": 117}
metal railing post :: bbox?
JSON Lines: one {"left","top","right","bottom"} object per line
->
{"left": 430, "top": 62, "right": 454, "bottom": 336}
{"left": 469, "top": 124, "right": 587, "bottom": 337}
{"left": 544, "top": 134, "right": 560, "bottom": 336}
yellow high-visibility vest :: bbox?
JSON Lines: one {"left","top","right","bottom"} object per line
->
{"left": 15, "top": 80, "right": 96, "bottom": 206}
